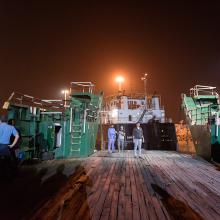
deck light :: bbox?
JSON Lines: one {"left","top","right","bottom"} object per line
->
{"left": 115, "top": 76, "right": 125, "bottom": 91}
{"left": 61, "top": 89, "right": 69, "bottom": 108}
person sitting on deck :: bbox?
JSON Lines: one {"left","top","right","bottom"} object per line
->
{"left": 117, "top": 126, "right": 125, "bottom": 152}
{"left": 108, "top": 125, "right": 116, "bottom": 153}
{"left": 132, "top": 123, "right": 144, "bottom": 157}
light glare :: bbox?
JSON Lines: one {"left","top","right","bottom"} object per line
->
{"left": 115, "top": 76, "right": 125, "bottom": 83}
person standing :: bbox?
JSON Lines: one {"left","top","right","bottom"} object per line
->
{"left": 118, "top": 126, "right": 125, "bottom": 152}
{"left": 108, "top": 125, "right": 116, "bottom": 153}
{"left": 132, "top": 123, "right": 144, "bottom": 157}
{"left": 8, "top": 119, "right": 21, "bottom": 163}
{"left": 0, "top": 115, "right": 19, "bottom": 178}
{"left": 0, "top": 115, "right": 19, "bottom": 157}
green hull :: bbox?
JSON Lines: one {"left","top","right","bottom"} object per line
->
{"left": 4, "top": 89, "right": 103, "bottom": 160}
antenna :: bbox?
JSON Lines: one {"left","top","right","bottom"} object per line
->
{"left": 141, "top": 72, "right": 149, "bottom": 109}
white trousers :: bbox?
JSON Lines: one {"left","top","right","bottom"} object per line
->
{"left": 134, "top": 139, "right": 142, "bottom": 156}
{"left": 118, "top": 139, "right": 125, "bottom": 151}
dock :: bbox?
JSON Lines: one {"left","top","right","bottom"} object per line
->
{"left": 1, "top": 150, "right": 220, "bottom": 220}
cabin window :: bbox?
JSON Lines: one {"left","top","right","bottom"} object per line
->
{"left": 129, "top": 115, "right": 132, "bottom": 121}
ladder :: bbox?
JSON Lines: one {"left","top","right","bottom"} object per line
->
{"left": 138, "top": 109, "right": 147, "bottom": 122}
{"left": 70, "top": 123, "right": 82, "bottom": 156}
{"left": 70, "top": 107, "right": 83, "bottom": 156}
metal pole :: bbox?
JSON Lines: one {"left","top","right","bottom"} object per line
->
{"left": 141, "top": 73, "right": 148, "bottom": 109}
{"left": 144, "top": 78, "right": 147, "bottom": 107}
{"left": 70, "top": 108, "right": 73, "bottom": 133}
{"left": 100, "top": 112, "right": 104, "bottom": 150}
{"left": 64, "top": 92, "right": 67, "bottom": 108}
{"left": 118, "top": 82, "right": 122, "bottom": 92}
{"left": 83, "top": 109, "right": 87, "bottom": 133}
{"left": 63, "top": 120, "right": 66, "bottom": 158}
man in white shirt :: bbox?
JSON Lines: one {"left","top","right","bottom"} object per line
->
{"left": 117, "top": 126, "right": 125, "bottom": 152}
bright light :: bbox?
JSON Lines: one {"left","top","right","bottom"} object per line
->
{"left": 61, "top": 89, "right": 69, "bottom": 94}
{"left": 61, "top": 89, "right": 69, "bottom": 109}
{"left": 111, "top": 109, "right": 118, "bottom": 118}
{"left": 141, "top": 73, "right": 148, "bottom": 81}
{"left": 115, "top": 76, "right": 125, "bottom": 91}
{"left": 115, "top": 76, "right": 125, "bottom": 83}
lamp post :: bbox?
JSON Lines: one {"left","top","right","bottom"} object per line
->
{"left": 141, "top": 73, "right": 149, "bottom": 109}
{"left": 115, "top": 76, "right": 125, "bottom": 93}
{"left": 61, "top": 89, "right": 69, "bottom": 108}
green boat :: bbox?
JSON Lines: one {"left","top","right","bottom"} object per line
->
{"left": 2, "top": 82, "right": 103, "bottom": 160}
{"left": 182, "top": 85, "right": 220, "bottom": 161}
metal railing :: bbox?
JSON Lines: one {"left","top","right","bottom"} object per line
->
{"left": 190, "top": 85, "right": 218, "bottom": 97}
{"left": 5, "top": 92, "right": 65, "bottom": 111}
{"left": 187, "top": 104, "right": 220, "bottom": 125}
{"left": 70, "top": 82, "right": 95, "bottom": 94}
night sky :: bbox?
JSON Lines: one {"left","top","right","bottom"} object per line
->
{"left": 1, "top": 1, "right": 220, "bottom": 122}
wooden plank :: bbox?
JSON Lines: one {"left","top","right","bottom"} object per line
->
{"left": 88, "top": 158, "right": 110, "bottom": 215}
{"left": 109, "top": 182, "right": 120, "bottom": 220}
{"left": 28, "top": 150, "right": 220, "bottom": 220}
{"left": 117, "top": 159, "right": 126, "bottom": 220}
{"left": 92, "top": 158, "right": 117, "bottom": 219}
{"left": 145, "top": 152, "right": 218, "bottom": 220}
{"left": 132, "top": 158, "right": 150, "bottom": 220}
{"left": 124, "top": 156, "right": 133, "bottom": 220}
{"left": 128, "top": 158, "right": 141, "bottom": 220}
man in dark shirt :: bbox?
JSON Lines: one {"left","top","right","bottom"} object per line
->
{"left": 132, "top": 123, "right": 144, "bottom": 157}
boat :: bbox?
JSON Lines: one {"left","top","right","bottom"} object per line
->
{"left": 2, "top": 82, "right": 103, "bottom": 160}
{"left": 1, "top": 82, "right": 220, "bottom": 220}
{"left": 99, "top": 75, "right": 177, "bottom": 151}
{"left": 181, "top": 85, "right": 220, "bottom": 162}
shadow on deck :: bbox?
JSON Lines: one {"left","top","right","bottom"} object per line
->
{"left": 0, "top": 150, "right": 220, "bottom": 220}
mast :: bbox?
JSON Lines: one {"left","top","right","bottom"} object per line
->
{"left": 141, "top": 72, "right": 149, "bottom": 109}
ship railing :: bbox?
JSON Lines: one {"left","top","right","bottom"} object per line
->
{"left": 102, "top": 106, "right": 165, "bottom": 111}
{"left": 187, "top": 104, "right": 220, "bottom": 125}
{"left": 70, "top": 82, "right": 95, "bottom": 94}
{"left": 104, "top": 94, "right": 163, "bottom": 110}
{"left": 187, "top": 108, "right": 207, "bottom": 125}
{"left": 103, "top": 115, "right": 150, "bottom": 124}
{"left": 4, "top": 92, "right": 65, "bottom": 111}
{"left": 104, "top": 93, "right": 145, "bottom": 100}
{"left": 190, "top": 85, "right": 219, "bottom": 97}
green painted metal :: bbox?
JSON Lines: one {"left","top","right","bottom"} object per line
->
{"left": 3, "top": 85, "right": 103, "bottom": 160}
{"left": 55, "top": 92, "right": 103, "bottom": 158}
{"left": 182, "top": 85, "right": 220, "bottom": 160}
{"left": 182, "top": 92, "right": 219, "bottom": 126}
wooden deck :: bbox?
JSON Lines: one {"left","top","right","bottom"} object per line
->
{"left": 30, "top": 150, "right": 220, "bottom": 220}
